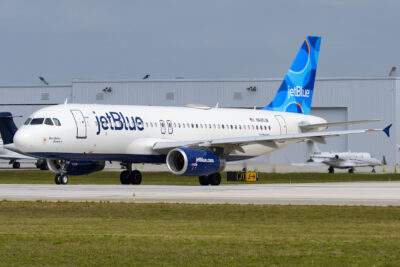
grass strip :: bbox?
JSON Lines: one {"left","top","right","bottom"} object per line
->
{"left": 0, "top": 202, "right": 399, "bottom": 266}
{"left": 0, "top": 170, "right": 399, "bottom": 184}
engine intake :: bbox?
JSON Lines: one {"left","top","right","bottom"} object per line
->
{"left": 166, "top": 147, "right": 225, "bottom": 176}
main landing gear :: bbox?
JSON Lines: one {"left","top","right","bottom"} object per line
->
{"left": 199, "top": 173, "right": 221, "bottom": 186}
{"left": 348, "top": 168, "right": 355, "bottom": 174}
{"left": 328, "top": 166, "right": 334, "bottom": 174}
{"left": 55, "top": 174, "right": 68, "bottom": 185}
{"left": 120, "top": 163, "right": 142, "bottom": 185}
{"left": 9, "top": 160, "right": 20, "bottom": 169}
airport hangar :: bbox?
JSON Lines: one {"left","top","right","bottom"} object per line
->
{"left": 0, "top": 77, "right": 398, "bottom": 164}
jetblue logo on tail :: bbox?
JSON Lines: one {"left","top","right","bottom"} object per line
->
{"left": 262, "top": 36, "right": 321, "bottom": 115}
{"left": 287, "top": 86, "right": 310, "bottom": 99}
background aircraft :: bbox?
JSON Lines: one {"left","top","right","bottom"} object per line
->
{"left": 5, "top": 36, "right": 391, "bottom": 185}
{"left": 0, "top": 113, "right": 47, "bottom": 170}
{"left": 0, "top": 137, "right": 34, "bottom": 168}
{"left": 306, "top": 140, "right": 385, "bottom": 173}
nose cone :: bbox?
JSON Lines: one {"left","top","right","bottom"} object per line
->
{"left": 14, "top": 127, "right": 34, "bottom": 152}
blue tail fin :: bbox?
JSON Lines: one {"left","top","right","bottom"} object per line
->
{"left": 262, "top": 36, "right": 321, "bottom": 115}
{"left": 0, "top": 112, "right": 18, "bottom": 145}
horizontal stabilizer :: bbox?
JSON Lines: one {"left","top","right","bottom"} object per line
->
{"left": 300, "top": 120, "right": 379, "bottom": 131}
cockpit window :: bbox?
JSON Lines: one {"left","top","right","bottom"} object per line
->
{"left": 30, "top": 118, "right": 44, "bottom": 125}
{"left": 45, "top": 118, "right": 54, "bottom": 126}
{"left": 24, "top": 118, "right": 32, "bottom": 125}
{"left": 53, "top": 118, "right": 61, "bottom": 126}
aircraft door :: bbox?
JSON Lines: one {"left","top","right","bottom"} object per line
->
{"left": 167, "top": 120, "right": 173, "bottom": 134}
{"left": 70, "top": 110, "right": 87, "bottom": 139}
{"left": 275, "top": 115, "right": 287, "bottom": 134}
{"left": 160, "top": 120, "right": 166, "bottom": 134}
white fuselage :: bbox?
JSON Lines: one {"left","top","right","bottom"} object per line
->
{"left": 13, "top": 104, "right": 326, "bottom": 162}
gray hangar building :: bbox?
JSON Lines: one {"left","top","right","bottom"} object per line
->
{"left": 0, "top": 77, "right": 398, "bottom": 164}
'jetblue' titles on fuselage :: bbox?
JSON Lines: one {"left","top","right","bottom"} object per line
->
{"left": 94, "top": 111, "right": 144, "bottom": 135}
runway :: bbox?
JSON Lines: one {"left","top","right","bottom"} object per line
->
{"left": 1, "top": 182, "right": 400, "bottom": 205}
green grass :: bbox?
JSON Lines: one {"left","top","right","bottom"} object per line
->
{"left": 0, "top": 202, "right": 399, "bottom": 266}
{"left": 0, "top": 170, "right": 399, "bottom": 184}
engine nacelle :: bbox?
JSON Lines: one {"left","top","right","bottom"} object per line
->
{"left": 166, "top": 147, "right": 225, "bottom": 176}
{"left": 47, "top": 159, "right": 105, "bottom": 176}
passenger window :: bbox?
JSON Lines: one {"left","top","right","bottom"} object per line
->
{"left": 256, "top": 125, "right": 259, "bottom": 130}
{"left": 45, "top": 118, "right": 54, "bottom": 126}
{"left": 24, "top": 118, "right": 32, "bottom": 125}
{"left": 150, "top": 122, "right": 153, "bottom": 127}
{"left": 269, "top": 126, "right": 271, "bottom": 130}
{"left": 30, "top": 118, "right": 44, "bottom": 125}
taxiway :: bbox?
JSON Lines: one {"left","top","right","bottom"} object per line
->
{"left": 1, "top": 182, "right": 400, "bottom": 205}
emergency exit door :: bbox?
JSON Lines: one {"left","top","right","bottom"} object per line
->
{"left": 70, "top": 110, "right": 87, "bottom": 139}
{"left": 275, "top": 115, "right": 287, "bottom": 134}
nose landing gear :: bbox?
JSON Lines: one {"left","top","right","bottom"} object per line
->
{"left": 53, "top": 160, "right": 68, "bottom": 185}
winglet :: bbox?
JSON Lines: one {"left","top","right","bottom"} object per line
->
{"left": 383, "top": 124, "right": 392, "bottom": 137}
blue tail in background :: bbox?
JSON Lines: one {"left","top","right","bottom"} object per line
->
{"left": 0, "top": 112, "right": 18, "bottom": 145}
{"left": 263, "top": 36, "right": 321, "bottom": 115}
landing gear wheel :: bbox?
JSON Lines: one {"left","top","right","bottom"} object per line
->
{"left": 328, "top": 167, "right": 334, "bottom": 174}
{"left": 120, "top": 170, "right": 130, "bottom": 185}
{"left": 129, "top": 170, "right": 142, "bottom": 185}
{"left": 348, "top": 168, "right": 354, "bottom": 174}
{"left": 59, "top": 175, "right": 68, "bottom": 185}
{"left": 12, "top": 162, "right": 20, "bottom": 169}
{"left": 372, "top": 168, "right": 376, "bottom": 173}
{"left": 199, "top": 176, "right": 209, "bottom": 186}
{"left": 209, "top": 173, "right": 221, "bottom": 186}
{"left": 54, "top": 174, "right": 61, "bottom": 185}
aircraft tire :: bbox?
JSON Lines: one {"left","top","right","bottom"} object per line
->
{"left": 55, "top": 174, "right": 61, "bottom": 185}
{"left": 348, "top": 168, "right": 354, "bottom": 174}
{"left": 12, "top": 162, "right": 20, "bottom": 169}
{"left": 209, "top": 173, "right": 221, "bottom": 186}
{"left": 328, "top": 167, "right": 334, "bottom": 174}
{"left": 120, "top": 170, "right": 129, "bottom": 185}
{"left": 60, "top": 175, "right": 68, "bottom": 185}
{"left": 199, "top": 176, "right": 209, "bottom": 186}
{"left": 130, "top": 170, "right": 142, "bottom": 185}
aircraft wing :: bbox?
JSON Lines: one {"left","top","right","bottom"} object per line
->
{"left": 153, "top": 126, "right": 389, "bottom": 153}
{"left": 299, "top": 120, "right": 379, "bottom": 131}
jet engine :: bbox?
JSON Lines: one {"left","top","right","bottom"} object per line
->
{"left": 166, "top": 147, "right": 225, "bottom": 176}
{"left": 47, "top": 159, "right": 105, "bottom": 176}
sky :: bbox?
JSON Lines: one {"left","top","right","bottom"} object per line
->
{"left": 0, "top": 0, "right": 399, "bottom": 85}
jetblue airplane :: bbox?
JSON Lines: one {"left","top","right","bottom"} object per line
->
{"left": 4, "top": 36, "right": 391, "bottom": 185}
